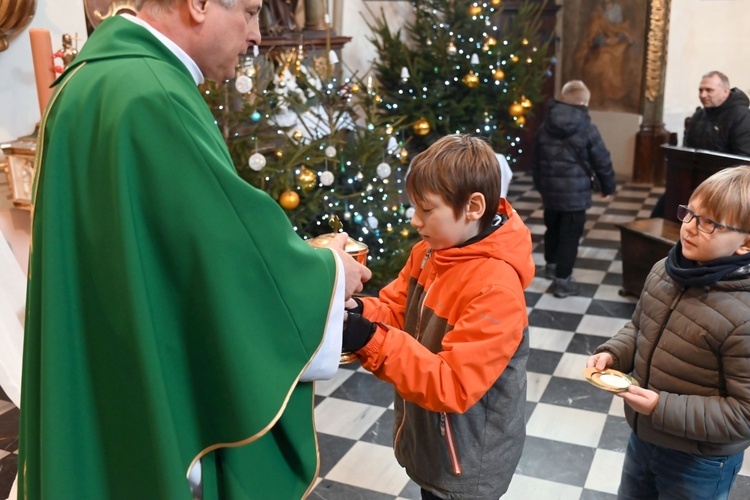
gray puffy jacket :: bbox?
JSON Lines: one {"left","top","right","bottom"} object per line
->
{"left": 596, "top": 258, "right": 750, "bottom": 456}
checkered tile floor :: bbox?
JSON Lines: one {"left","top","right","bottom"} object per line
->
{"left": 2, "top": 173, "right": 750, "bottom": 499}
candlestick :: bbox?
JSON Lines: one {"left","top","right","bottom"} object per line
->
{"left": 29, "top": 28, "right": 56, "bottom": 117}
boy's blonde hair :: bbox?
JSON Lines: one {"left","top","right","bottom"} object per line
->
{"left": 560, "top": 80, "right": 591, "bottom": 106}
{"left": 691, "top": 165, "right": 750, "bottom": 231}
{"left": 406, "top": 134, "right": 501, "bottom": 232}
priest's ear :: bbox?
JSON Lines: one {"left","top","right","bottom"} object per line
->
{"left": 188, "top": 0, "right": 209, "bottom": 21}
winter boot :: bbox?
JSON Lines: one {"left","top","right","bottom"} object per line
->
{"left": 545, "top": 263, "right": 557, "bottom": 279}
{"left": 553, "top": 276, "right": 580, "bottom": 298}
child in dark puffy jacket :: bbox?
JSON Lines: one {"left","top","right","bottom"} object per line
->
{"left": 340, "top": 134, "right": 535, "bottom": 499}
{"left": 532, "top": 80, "right": 617, "bottom": 297}
{"left": 587, "top": 165, "right": 750, "bottom": 500}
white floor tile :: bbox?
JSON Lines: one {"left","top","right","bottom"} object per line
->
{"left": 598, "top": 214, "right": 640, "bottom": 224}
{"left": 576, "top": 315, "right": 630, "bottom": 338}
{"left": 315, "top": 368, "right": 355, "bottom": 397}
{"left": 314, "top": 397, "right": 386, "bottom": 440}
{"left": 584, "top": 448, "right": 625, "bottom": 494}
{"left": 527, "top": 223, "right": 546, "bottom": 235}
{"left": 533, "top": 294, "right": 591, "bottom": 314}
{"left": 578, "top": 246, "right": 619, "bottom": 260}
{"left": 325, "top": 441, "right": 410, "bottom": 495}
{"left": 586, "top": 229, "right": 621, "bottom": 241}
{"left": 527, "top": 372, "right": 552, "bottom": 402}
{"left": 527, "top": 278, "right": 553, "bottom": 293}
{"left": 608, "top": 260, "right": 623, "bottom": 273}
{"left": 608, "top": 396, "right": 626, "bottom": 417}
{"left": 552, "top": 352, "right": 591, "bottom": 380}
{"left": 529, "top": 326, "right": 576, "bottom": 352}
{"left": 504, "top": 474, "right": 583, "bottom": 500}
{"left": 573, "top": 268, "right": 607, "bottom": 284}
{"left": 593, "top": 284, "right": 638, "bottom": 303}
{"left": 526, "top": 403, "right": 608, "bottom": 448}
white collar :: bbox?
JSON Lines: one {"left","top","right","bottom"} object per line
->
{"left": 121, "top": 14, "right": 204, "bottom": 85}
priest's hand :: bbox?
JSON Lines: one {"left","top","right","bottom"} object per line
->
{"left": 329, "top": 233, "right": 371, "bottom": 299}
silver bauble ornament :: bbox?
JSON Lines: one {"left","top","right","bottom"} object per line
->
{"left": 234, "top": 75, "right": 253, "bottom": 94}
{"left": 248, "top": 152, "right": 266, "bottom": 171}
{"left": 325, "top": 146, "right": 337, "bottom": 158}
{"left": 376, "top": 162, "right": 392, "bottom": 179}
{"left": 319, "top": 171, "right": 335, "bottom": 186}
{"left": 405, "top": 207, "right": 416, "bottom": 219}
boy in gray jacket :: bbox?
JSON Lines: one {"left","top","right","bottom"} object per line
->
{"left": 587, "top": 165, "right": 750, "bottom": 499}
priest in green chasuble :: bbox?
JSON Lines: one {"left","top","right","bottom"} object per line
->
{"left": 18, "top": 0, "right": 372, "bottom": 498}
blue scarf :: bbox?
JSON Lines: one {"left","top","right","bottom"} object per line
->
{"left": 665, "top": 241, "right": 750, "bottom": 287}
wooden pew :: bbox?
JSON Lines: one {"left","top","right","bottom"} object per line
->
{"left": 617, "top": 146, "right": 749, "bottom": 296}
{"left": 662, "top": 145, "right": 750, "bottom": 223}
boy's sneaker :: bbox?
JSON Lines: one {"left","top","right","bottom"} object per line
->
{"left": 553, "top": 276, "right": 580, "bottom": 298}
{"left": 545, "top": 263, "right": 557, "bottom": 279}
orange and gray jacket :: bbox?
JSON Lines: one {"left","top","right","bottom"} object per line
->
{"left": 358, "top": 199, "right": 535, "bottom": 499}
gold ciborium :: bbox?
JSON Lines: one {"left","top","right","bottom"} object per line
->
{"left": 306, "top": 216, "right": 368, "bottom": 363}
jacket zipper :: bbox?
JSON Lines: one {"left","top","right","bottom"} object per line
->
{"left": 440, "top": 412, "right": 462, "bottom": 476}
{"left": 394, "top": 249, "right": 433, "bottom": 454}
{"left": 634, "top": 286, "right": 686, "bottom": 433}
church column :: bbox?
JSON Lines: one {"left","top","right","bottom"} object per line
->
{"left": 632, "top": 0, "right": 672, "bottom": 184}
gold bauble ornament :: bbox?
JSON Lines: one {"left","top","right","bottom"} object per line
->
{"left": 491, "top": 0, "right": 502, "bottom": 6}
{"left": 462, "top": 70, "right": 480, "bottom": 88}
{"left": 509, "top": 102, "right": 524, "bottom": 117}
{"left": 493, "top": 68, "right": 505, "bottom": 80}
{"left": 297, "top": 166, "right": 317, "bottom": 191}
{"left": 274, "top": 149, "right": 284, "bottom": 159}
{"left": 400, "top": 228, "right": 410, "bottom": 237}
{"left": 521, "top": 96, "right": 533, "bottom": 109}
{"left": 350, "top": 83, "right": 361, "bottom": 93}
{"left": 399, "top": 148, "right": 409, "bottom": 163}
{"left": 486, "top": 36, "right": 497, "bottom": 47}
{"left": 511, "top": 55, "right": 520, "bottom": 63}
{"left": 279, "top": 190, "right": 300, "bottom": 210}
{"left": 292, "top": 129, "right": 304, "bottom": 141}
{"left": 516, "top": 116, "right": 526, "bottom": 126}
{"left": 374, "top": 94, "right": 383, "bottom": 104}
{"left": 413, "top": 117, "right": 431, "bottom": 136}
{"left": 468, "top": 4, "right": 482, "bottom": 16}
{"left": 385, "top": 124, "right": 394, "bottom": 135}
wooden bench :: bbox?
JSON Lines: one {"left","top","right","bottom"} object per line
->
{"left": 617, "top": 218, "right": 680, "bottom": 297}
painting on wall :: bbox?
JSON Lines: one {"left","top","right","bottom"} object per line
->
{"left": 561, "top": 0, "right": 647, "bottom": 113}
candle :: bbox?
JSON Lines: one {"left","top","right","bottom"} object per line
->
{"left": 29, "top": 28, "right": 56, "bottom": 117}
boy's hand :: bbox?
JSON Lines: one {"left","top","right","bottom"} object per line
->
{"left": 618, "top": 385, "right": 659, "bottom": 416}
{"left": 600, "top": 194, "right": 612, "bottom": 201}
{"left": 586, "top": 352, "right": 613, "bottom": 371}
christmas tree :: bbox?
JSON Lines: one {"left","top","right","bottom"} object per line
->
{"left": 202, "top": 47, "right": 418, "bottom": 291}
{"left": 366, "top": 0, "right": 554, "bottom": 165}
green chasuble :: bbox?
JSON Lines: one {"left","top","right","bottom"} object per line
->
{"left": 20, "top": 16, "right": 339, "bottom": 499}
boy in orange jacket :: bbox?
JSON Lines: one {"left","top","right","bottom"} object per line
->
{"left": 341, "top": 134, "right": 535, "bottom": 499}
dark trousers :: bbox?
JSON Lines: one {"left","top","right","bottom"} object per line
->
{"left": 543, "top": 208, "right": 586, "bottom": 279}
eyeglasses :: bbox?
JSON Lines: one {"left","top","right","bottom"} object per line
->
{"left": 676, "top": 205, "right": 748, "bottom": 234}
